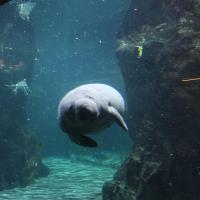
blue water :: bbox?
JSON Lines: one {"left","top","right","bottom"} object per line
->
{"left": 28, "top": 0, "right": 131, "bottom": 156}
{"left": 0, "top": 0, "right": 132, "bottom": 199}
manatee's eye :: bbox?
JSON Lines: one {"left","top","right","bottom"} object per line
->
{"left": 78, "top": 107, "right": 91, "bottom": 121}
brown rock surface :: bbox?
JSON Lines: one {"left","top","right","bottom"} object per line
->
{"left": 103, "top": 0, "right": 200, "bottom": 199}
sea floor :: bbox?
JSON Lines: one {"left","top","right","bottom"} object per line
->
{"left": 0, "top": 152, "right": 127, "bottom": 200}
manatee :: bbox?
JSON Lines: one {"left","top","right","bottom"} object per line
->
{"left": 57, "top": 83, "right": 128, "bottom": 147}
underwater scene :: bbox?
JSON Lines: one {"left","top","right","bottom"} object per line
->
{"left": 0, "top": 0, "right": 200, "bottom": 200}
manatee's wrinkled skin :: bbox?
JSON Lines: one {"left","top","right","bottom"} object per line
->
{"left": 57, "top": 83, "right": 128, "bottom": 147}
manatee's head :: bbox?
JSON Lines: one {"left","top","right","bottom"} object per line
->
{"left": 74, "top": 98, "right": 99, "bottom": 122}
{"left": 59, "top": 98, "right": 100, "bottom": 130}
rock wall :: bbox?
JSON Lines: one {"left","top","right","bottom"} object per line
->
{"left": 103, "top": 0, "right": 200, "bottom": 199}
{"left": 0, "top": 4, "right": 49, "bottom": 190}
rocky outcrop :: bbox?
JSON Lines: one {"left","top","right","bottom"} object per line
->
{"left": 0, "top": 4, "right": 49, "bottom": 190}
{"left": 103, "top": 0, "right": 200, "bottom": 199}
{"left": 0, "top": 89, "right": 49, "bottom": 190}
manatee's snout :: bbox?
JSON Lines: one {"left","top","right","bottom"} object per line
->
{"left": 75, "top": 99, "right": 99, "bottom": 122}
{"left": 77, "top": 105, "right": 95, "bottom": 121}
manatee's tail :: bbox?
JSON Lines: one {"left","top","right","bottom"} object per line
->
{"left": 69, "top": 134, "right": 97, "bottom": 147}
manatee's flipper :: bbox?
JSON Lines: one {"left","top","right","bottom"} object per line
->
{"left": 108, "top": 106, "right": 128, "bottom": 131}
{"left": 68, "top": 134, "right": 97, "bottom": 147}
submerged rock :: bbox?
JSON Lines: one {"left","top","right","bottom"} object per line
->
{"left": 0, "top": 4, "right": 49, "bottom": 190}
{"left": 103, "top": 0, "right": 200, "bottom": 199}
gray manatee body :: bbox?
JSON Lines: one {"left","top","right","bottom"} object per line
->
{"left": 58, "top": 83, "right": 128, "bottom": 147}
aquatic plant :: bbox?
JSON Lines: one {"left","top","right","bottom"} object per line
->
{"left": 5, "top": 79, "right": 31, "bottom": 96}
{"left": 17, "top": 2, "right": 36, "bottom": 21}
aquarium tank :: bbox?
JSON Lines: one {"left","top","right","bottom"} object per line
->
{"left": 0, "top": 0, "right": 200, "bottom": 200}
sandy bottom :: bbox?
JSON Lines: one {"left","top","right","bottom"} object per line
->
{"left": 0, "top": 152, "right": 126, "bottom": 200}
